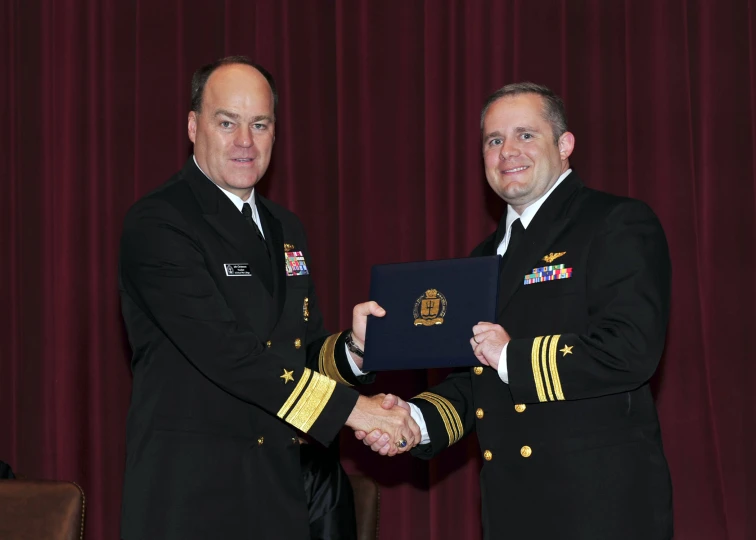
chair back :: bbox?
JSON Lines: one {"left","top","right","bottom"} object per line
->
{"left": 0, "top": 479, "right": 85, "bottom": 540}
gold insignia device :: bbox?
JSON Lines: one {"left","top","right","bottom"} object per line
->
{"left": 413, "top": 289, "right": 447, "bottom": 326}
{"left": 280, "top": 369, "right": 295, "bottom": 384}
{"left": 542, "top": 252, "right": 566, "bottom": 263}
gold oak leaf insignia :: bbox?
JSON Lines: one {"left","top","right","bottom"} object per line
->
{"left": 560, "top": 344, "right": 574, "bottom": 356}
{"left": 542, "top": 252, "right": 566, "bottom": 263}
{"left": 280, "top": 369, "right": 295, "bottom": 384}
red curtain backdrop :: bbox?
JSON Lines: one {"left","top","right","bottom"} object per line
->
{"left": 1, "top": 1, "right": 755, "bottom": 538}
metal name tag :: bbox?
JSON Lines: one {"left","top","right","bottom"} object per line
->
{"left": 224, "top": 263, "right": 252, "bottom": 277}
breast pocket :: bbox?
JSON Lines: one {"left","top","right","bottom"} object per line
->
{"left": 282, "top": 274, "right": 311, "bottom": 321}
{"left": 286, "top": 274, "right": 310, "bottom": 291}
{"left": 518, "top": 268, "right": 585, "bottom": 333}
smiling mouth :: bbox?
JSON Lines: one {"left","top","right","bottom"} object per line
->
{"left": 232, "top": 158, "right": 255, "bottom": 163}
{"left": 502, "top": 166, "right": 529, "bottom": 173}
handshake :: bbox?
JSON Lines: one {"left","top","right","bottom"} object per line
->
{"left": 345, "top": 394, "right": 419, "bottom": 457}
{"left": 341, "top": 300, "right": 510, "bottom": 456}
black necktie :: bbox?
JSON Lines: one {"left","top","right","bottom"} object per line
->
{"left": 242, "top": 202, "right": 269, "bottom": 257}
{"left": 501, "top": 218, "right": 524, "bottom": 268}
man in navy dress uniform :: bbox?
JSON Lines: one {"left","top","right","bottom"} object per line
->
{"left": 360, "top": 82, "right": 673, "bottom": 540}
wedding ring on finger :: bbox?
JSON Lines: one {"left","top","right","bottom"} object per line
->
{"left": 395, "top": 437, "right": 408, "bottom": 449}
{"left": 473, "top": 335, "right": 480, "bottom": 345}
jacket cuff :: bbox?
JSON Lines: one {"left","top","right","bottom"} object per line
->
{"left": 409, "top": 393, "right": 464, "bottom": 455}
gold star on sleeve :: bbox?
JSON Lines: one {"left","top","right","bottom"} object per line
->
{"left": 559, "top": 344, "right": 573, "bottom": 356}
{"left": 280, "top": 369, "right": 295, "bottom": 384}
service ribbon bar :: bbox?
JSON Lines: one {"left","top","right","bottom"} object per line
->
{"left": 285, "top": 250, "right": 309, "bottom": 276}
{"left": 524, "top": 264, "right": 573, "bottom": 285}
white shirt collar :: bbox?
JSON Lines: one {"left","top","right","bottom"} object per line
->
{"left": 193, "top": 155, "right": 264, "bottom": 237}
{"left": 498, "top": 168, "right": 572, "bottom": 254}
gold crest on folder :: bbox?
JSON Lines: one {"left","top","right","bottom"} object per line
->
{"left": 413, "top": 289, "right": 447, "bottom": 326}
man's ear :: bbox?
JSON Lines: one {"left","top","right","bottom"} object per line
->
{"left": 558, "top": 131, "right": 575, "bottom": 160}
{"left": 188, "top": 111, "right": 198, "bottom": 143}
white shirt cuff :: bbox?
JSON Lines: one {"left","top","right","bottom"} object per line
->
{"left": 497, "top": 342, "right": 509, "bottom": 384}
{"left": 408, "top": 402, "right": 431, "bottom": 445}
{"left": 345, "top": 344, "right": 367, "bottom": 376}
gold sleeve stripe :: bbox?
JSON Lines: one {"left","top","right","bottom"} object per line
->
{"left": 285, "top": 370, "right": 337, "bottom": 433}
{"left": 531, "top": 335, "right": 567, "bottom": 402}
{"left": 549, "top": 334, "right": 565, "bottom": 400}
{"left": 319, "top": 332, "right": 353, "bottom": 387}
{"left": 414, "top": 393, "right": 457, "bottom": 446}
{"left": 414, "top": 392, "right": 464, "bottom": 446}
{"left": 541, "top": 336, "right": 555, "bottom": 401}
{"left": 420, "top": 392, "right": 462, "bottom": 443}
{"left": 531, "top": 336, "right": 547, "bottom": 402}
{"left": 277, "top": 368, "right": 312, "bottom": 419}
{"left": 426, "top": 392, "right": 464, "bottom": 441}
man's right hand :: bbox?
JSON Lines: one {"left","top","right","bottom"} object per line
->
{"left": 353, "top": 394, "right": 411, "bottom": 455}
{"left": 346, "top": 394, "right": 419, "bottom": 456}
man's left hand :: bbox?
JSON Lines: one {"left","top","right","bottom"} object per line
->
{"left": 471, "top": 322, "right": 511, "bottom": 370}
{"left": 350, "top": 301, "right": 386, "bottom": 369}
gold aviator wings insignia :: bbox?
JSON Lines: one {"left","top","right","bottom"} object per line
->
{"left": 542, "top": 252, "right": 566, "bottom": 263}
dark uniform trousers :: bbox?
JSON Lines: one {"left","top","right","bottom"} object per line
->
{"left": 410, "top": 172, "right": 674, "bottom": 540}
{"left": 119, "top": 158, "right": 369, "bottom": 539}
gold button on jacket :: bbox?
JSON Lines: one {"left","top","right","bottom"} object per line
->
{"left": 294, "top": 338, "right": 302, "bottom": 349}
{"left": 514, "top": 404, "right": 526, "bottom": 413}
{"left": 520, "top": 445, "right": 532, "bottom": 458}
{"left": 483, "top": 450, "right": 493, "bottom": 461}
{"left": 257, "top": 437, "right": 265, "bottom": 446}
{"left": 474, "top": 366, "right": 484, "bottom": 375}
{"left": 475, "top": 408, "right": 484, "bottom": 419}
{"left": 265, "top": 340, "right": 272, "bottom": 348}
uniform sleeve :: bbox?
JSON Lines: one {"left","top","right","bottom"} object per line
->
{"left": 408, "top": 369, "right": 477, "bottom": 459}
{"left": 310, "top": 330, "right": 376, "bottom": 387}
{"left": 120, "top": 199, "right": 358, "bottom": 445}
{"left": 507, "top": 200, "right": 671, "bottom": 404}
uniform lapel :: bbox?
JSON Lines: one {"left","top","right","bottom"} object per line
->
{"left": 256, "top": 197, "right": 286, "bottom": 319}
{"left": 184, "top": 158, "right": 275, "bottom": 295}
{"left": 478, "top": 232, "right": 499, "bottom": 258}
{"left": 496, "top": 172, "right": 582, "bottom": 318}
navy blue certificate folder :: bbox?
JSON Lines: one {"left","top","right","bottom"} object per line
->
{"left": 362, "top": 256, "right": 500, "bottom": 371}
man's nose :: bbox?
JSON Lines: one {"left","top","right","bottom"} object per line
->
{"left": 235, "top": 128, "right": 254, "bottom": 148}
{"left": 500, "top": 139, "right": 519, "bottom": 159}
